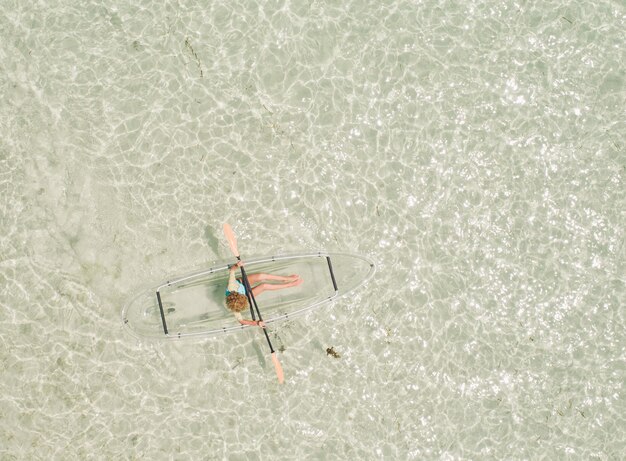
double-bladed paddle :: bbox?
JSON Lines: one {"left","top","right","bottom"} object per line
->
{"left": 223, "top": 223, "right": 285, "bottom": 384}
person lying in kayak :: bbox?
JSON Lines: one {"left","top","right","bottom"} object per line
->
{"left": 225, "top": 261, "right": 302, "bottom": 327}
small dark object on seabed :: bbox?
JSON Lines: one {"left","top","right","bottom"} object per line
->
{"left": 326, "top": 347, "right": 341, "bottom": 358}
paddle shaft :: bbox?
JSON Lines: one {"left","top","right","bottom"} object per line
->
{"left": 223, "top": 223, "right": 284, "bottom": 383}
{"left": 238, "top": 262, "right": 274, "bottom": 353}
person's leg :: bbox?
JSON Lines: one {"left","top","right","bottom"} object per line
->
{"left": 247, "top": 273, "right": 300, "bottom": 285}
{"left": 251, "top": 278, "right": 303, "bottom": 297}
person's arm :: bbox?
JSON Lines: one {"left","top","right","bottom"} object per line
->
{"left": 227, "top": 262, "right": 241, "bottom": 292}
{"left": 233, "top": 311, "right": 266, "bottom": 327}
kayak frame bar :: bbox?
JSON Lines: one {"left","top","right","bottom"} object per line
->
{"left": 156, "top": 290, "right": 169, "bottom": 335}
{"left": 326, "top": 256, "right": 338, "bottom": 292}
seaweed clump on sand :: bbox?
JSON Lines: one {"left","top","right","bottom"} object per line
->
{"left": 326, "top": 347, "right": 340, "bottom": 359}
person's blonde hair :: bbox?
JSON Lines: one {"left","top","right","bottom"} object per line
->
{"left": 226, "top": 292, "right": 249, "bottom": 312}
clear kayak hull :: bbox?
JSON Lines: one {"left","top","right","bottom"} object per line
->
{"left": 122, "top": 252, "right": 375, "bottom": 340}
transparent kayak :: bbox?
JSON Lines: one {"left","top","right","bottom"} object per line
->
{"left": 122, "top": 252, "right": 375, "bottom": 340}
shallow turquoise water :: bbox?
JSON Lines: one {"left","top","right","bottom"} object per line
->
{"left": 1, "top": 0, "right": 624, "bottom": 459}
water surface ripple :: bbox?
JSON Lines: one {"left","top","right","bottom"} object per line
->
{"left": 1, "top": 0, "right": 624, "bottom": 459}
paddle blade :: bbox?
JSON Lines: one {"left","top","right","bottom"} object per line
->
{"left": 271, "top": 352, "right": 284, "bottom": 384}
{"left": 223, "top": 223, "right": 240, "bottom": 259}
